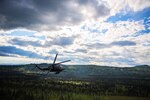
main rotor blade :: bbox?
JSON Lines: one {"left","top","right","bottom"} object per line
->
{"left": 46, "top": 71, "right": 50, "bottom": 75}
{"left": 53, "top": 54, "right": 58, "bottom": 64}
{"left": 56, "top": 60, "right": 71, "bottom": 65}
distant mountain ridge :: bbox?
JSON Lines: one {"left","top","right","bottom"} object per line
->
{"left": 0, "top": 63, "right": 149, "bottom": 68}
{"left": 9, "top": 64, "right": 148, "bottom": 80}
{"left": 0, "top": 64, "right": 150, "bottom": 80}
{"left": 134, "top": 65, "right": 150, "bottom": 67}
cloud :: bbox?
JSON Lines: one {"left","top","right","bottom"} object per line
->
{"left": 0, "top": 46, "right": 43, "bottom": 59}
{"left": 110, "top": 41, "right": 136, "bottom": 46}
{"left": 9, "top": 37, "right": 42, "bottom": 47}
{"left": 77, "top": 0, "right": 110, "bottom": 18}
{"left": 106, "top": 0, "right": 150, "bottom": 16}
{"left": 107, "top": 7, "right": 150, "bottom": 23}
{"left": 43, "top": 36, "right": 76, "bottom": 47}
{"left": 9, "top": 36, "right": 75, "bottom": 47}
{"left": 85, "top": 43, "right": 110, "bottom": 49}
{"left": 85, "top": 40, "right": 136, "bottom": 49}
{"left": 0, "top": 0, "right": 149, "bottom": 66}
{"left": 126, "top": 0, "right": 150, "bottom": 11}
{"left": 0, "top": 0, "right": 110, "bottom": 31}
{"left": 50, "top": 36, "right": 75, "bottom": 46}
{"left": 0, "top": 0, "right": 80, "bottom": 30}
{"left": 75, "top": 49, "right": 87, "bottom": 53}
{"left": 0, "top": 0, "right": 39, "bottom": 30}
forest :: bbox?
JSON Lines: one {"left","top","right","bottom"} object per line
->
{"left": 0, "top": 64, "right": 150, "bottom": 100}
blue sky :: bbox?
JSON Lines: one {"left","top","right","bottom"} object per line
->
{"left": 0, "top": 0, "right": 150, "bottom": 67}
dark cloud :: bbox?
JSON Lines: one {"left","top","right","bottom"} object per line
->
{"left": 0, "top": 46, "right": 43, "bottom": 59}
{"left": 9, "top": 38, "right": 42, "bottom": 47}
{"left": 0, "top": 0, "right": 82, "bottom": 30}
{"left": 0, "top": 52, "right": 8, "bottom": 57}
{"left": 78, "top": 0, "right": 110, "bottom": 17}
{"left": 85, "top": 43, "right": 110, "bottom": 49}
{"left": 0, "top": 0, "right": 39, "bottom": 30}
{"left": 9, "top": 36, "right": 75, "bottom": 47}
{"left": 75, "top": 49, "right": 87, "bottom": 53}
{"left": 85, "top": 40, "right": 136, "bottom": 49}
{"left": 44, "top": 36, "right": 76, "bottom": 47}
{"left": 111, "top": 41, "right": 136, "bottom": 46}
{"left": 64, "top": 48, "right": 87, "bottom": 54}
{"left": 51, "top": 36, "right": 74, "bottom": 46}
{"left": 0, "top": 0, "right": 110, "bottom": 31}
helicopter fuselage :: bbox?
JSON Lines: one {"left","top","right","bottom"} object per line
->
{"left": 35, "top": 54, "right": 70, "bottom": 74}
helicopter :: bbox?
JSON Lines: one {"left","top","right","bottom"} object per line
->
{"left": 35, "top": 54, "right": 71, "bottom": 74}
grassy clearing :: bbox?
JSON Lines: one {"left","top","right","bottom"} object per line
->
{"left": 58, "top": 80, "right": 90, "bottom": 85}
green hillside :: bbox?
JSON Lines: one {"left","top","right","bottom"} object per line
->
{"left": 16, "top": 64, "right": 150, "bottom": 80}
{"left": 0, "top": 64, "right": 150, "bottom": 100}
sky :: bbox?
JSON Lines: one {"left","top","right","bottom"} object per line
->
{"left": 0, "top": 0, "right": 150, "bottom": 67}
